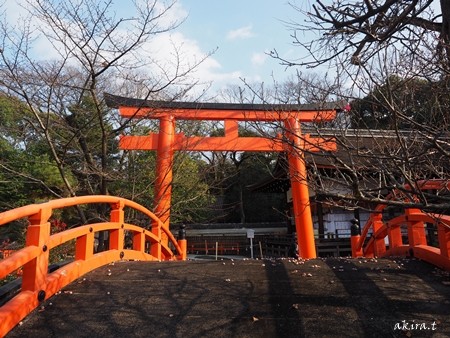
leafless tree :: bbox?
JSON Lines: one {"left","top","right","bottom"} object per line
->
{"left": 273, "top": 1, "right": 445, "bottom": 69}
{"left": 263, "top": 1, "right": 450, "bottom": 213}
{"left": 0, "top": 0, "right": 213, "bottom": 227}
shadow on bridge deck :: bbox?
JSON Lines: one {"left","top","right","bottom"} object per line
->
{"left": 6, "top": 257, "right": 450, "bottom": 338}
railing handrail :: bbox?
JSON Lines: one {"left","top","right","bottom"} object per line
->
{"left": 351, "top": 179, "right": 450, "bottom": 271}
{"left": 0, "top": 195, "right": 159, "bottom": 226}
{"left": 0, "top": 195, "right": 185, "bottom": 255}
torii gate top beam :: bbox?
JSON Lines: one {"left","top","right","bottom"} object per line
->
{"left": 105, "top": 93, "right": 341, "bottom": 122}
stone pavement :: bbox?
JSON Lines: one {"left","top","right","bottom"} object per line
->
{"left": 6, "top": 256, "right": 450, "bottom": 338}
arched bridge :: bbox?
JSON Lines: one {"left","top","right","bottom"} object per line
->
{"left": 0, "top": 196, "right": 186, "bottom": 336}
{"left": 351, "top": 180, "right": 450, "bottom": 271}
{"left": 0, "top": 187, "right": 449, "bottom": 336}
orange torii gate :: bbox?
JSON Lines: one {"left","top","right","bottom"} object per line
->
{"left": 105, "top": 94, "right": 339, "bottom": 259}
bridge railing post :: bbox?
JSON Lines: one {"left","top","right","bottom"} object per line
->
{"left": 133, "top": 230, "right": 146, "bottom": 253}
{"left": 350, "top": 219, "right": 362, "bottom": 257}
{"left": 405, "top": 209, "right": 427, "bottom": 248}
{"left": 109, "top": 201, "right": 125, "bottom": 253}
{"left": 372, "top": 214, "right": 386, "bottom": 257}
{"left": 438, "top": 220, "right": 450, "bottom": 259}
{"left": 75, "top": 227, "right": 95, "bottom": 261}
{"left": 387, "top": 223, "right": 403, "bottom": 249}
{"left": 151, "top": 221, "right": 163, "bottom": 260}
{"left": 177, "top": 224, "right": 187, "bottom": 260}
{"left": 22, "top": 207, "right": 52, "bottom": 295}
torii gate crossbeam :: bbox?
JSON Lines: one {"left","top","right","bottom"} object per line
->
{"left": 106, "top": 94, "right": 339, "bottom": 259}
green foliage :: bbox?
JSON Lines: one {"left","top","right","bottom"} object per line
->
{"left": 0, "top": 94, "right": 73, "bottom": 212}
{"left": 0, "top": 95, "right": 33, "bottom": 144}
{"left": 111, "top": 150, "right": 157, "bottom": 209}
{"left": 171, "top": 154, "right": 216, "bottom": 223}
{"left": 351, "top": 76, "right": 450, "bottom": 130}
{"left": 0, "top": 90, "right": 287, "bottom": 233}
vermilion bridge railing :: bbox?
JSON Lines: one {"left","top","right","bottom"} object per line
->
{"left": 0, "top": 195, "right": 187, "bottom": 336}
{"left": 351, "top": 180, "right": 450, "bottom": 271}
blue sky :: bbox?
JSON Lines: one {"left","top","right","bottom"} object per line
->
{"left": 4, "top": 0, "right": 309, "bottom": 95}
{"left": 4, "top": 0, "right": 444, "bottom": 97}
{"left": 173, "top": 0, "right": 306, "bottom": 91}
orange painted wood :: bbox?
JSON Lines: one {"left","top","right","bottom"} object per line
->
{"left": 22, "top": 209, "right": 51, "bottom": 293}
{"left": 405, "top": 208, "right": 427, "bottom": 247}
{"left": 120, "top": 134, "right": 336, "bottom": 152}
{"left": 109, "top": 201, "right": 125, "bottom": 251}
{"left": 438, "top": 220, "right": 450, "bottom": 259}
{"left": 75, "top": 232, "right": 95, "bottom": 261}
{"left": 118, "top": 106, "right": 337, "bottom": 122}
{"left": 285, "top": 117, "right": 317, "bottom": 259}
{"left": 388, "top": 226, "right": 403, "bottom": 249}
{"left": 372, "top": 216, "right": 387, "bottom": 257}
{"left": 0, "top": 246, "right": 41, "bottom": 280}
{"left": 351, "top": 235, "right": 363, "bottom": 257}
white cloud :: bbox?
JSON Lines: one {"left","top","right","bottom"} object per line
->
{"left": 226, "top": 25, "right": 255, "bottom": 40}
{"left": 3, "top": 0, "right": 27, "bottom": 22}
{"left": 251, "top": 52, "right": 267, "bottom": 67}
{"left": 140, "top": 31, "right": 245, "bottom": 95}
{"left": 1, "top": 1, "right": 245, "bottom": 95}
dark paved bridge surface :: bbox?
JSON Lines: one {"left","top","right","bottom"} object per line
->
{"left": 6, "top": 256, "right": 450, "bottom": 338}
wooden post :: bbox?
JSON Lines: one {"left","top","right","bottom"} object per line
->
{"left": 372, "top": 214, "right": 387, "bottom": 256}
{"left": 75, "top": 229, "right": 95, "bottom": 261}
{"left": 388, "top": 226, "right": 403, "bottom": 249}
{"left": 438, "top": 220, "right": 450, "bottom": 258}
{"left": 152, "top": 115, "right": 175, "bottom": 257}
{"left": 22, "top": 207, "right": 52, "bottom": 294}
{"left": 406, "top": 208, "right": 427, "bottom": 247}
{"left": 177, "top": 224, "right": 187, "bottom": 260}
{"left": 285, "top": 117, "right": 316, "bottom": 259}
{"left": 109, "top": 201, "right": 125, "bottom": 255}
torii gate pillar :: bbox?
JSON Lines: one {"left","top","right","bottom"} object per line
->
{"left": 285, "top": 118, "right": 316, "bottom": 258}
{"left": 152, "top": 115, "right": 175, "bottom": 254}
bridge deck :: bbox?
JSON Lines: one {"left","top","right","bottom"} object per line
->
{"left": 6, "top": 257, "right": 450, "bottom": 337}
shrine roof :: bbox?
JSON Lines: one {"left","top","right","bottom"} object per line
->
{"left": 104, "top": 93, "right": 346, "bottom": 112}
